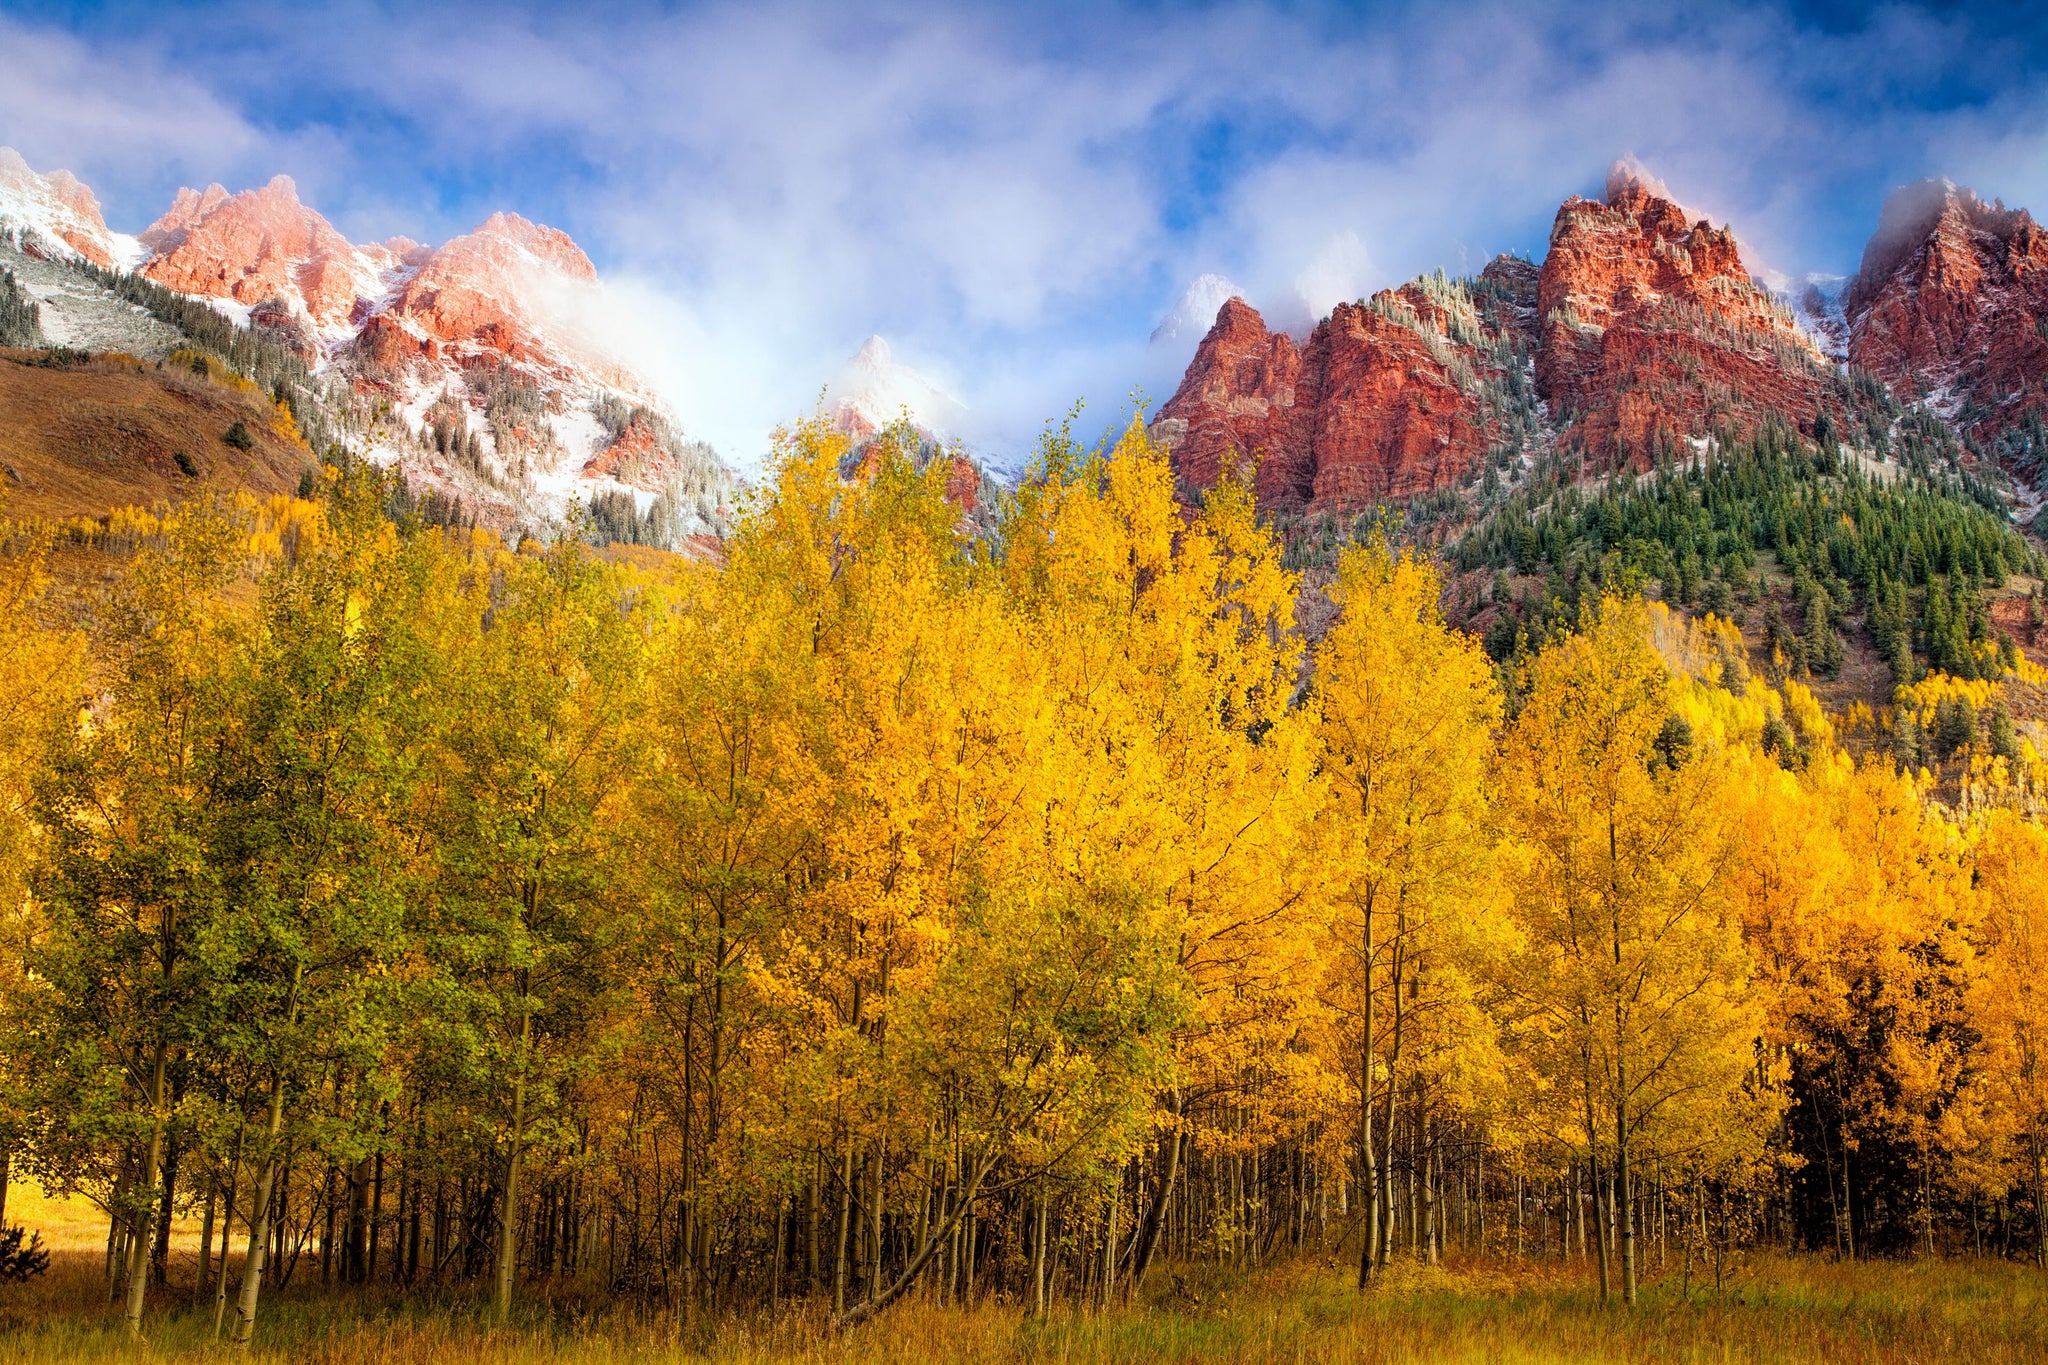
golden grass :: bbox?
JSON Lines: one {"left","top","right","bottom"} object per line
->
{"left": 1, "top": 1248, "right": 2042, "bottom": 1364}
{"left": 7, "top": 1179, "right": 204, "bottom": 1255}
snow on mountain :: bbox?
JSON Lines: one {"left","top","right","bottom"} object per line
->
{"left": 1151, "top": 273, "right": 1245, "bottom": 348}
{"left": 1760, "top": 269, "right": 1849, "bottom": 364}
{"left": 138, "top": 175, "right": 400, "bottom": 346}
{"left": 0, "top": 147, "right": 140, "bottom": 270}
{"left": 0, "top": 146, "right": 733, "bottom": 547}
{"left": 824, "top": 335, "right": 967, "bottom": 441}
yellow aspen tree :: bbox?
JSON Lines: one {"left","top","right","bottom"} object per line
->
{"left": 0, "top": 536, "right": 86, "bottom": 1240}
{"left": 1312, "top": 538, "right": 1501, "bottom": 1283}
{"left": 997, "top": 420, "right": 1326, "bottom": 1292}
{"left": 1495, "top": 597, "right": 1769, "bottom": 1304}
{"left": 1963, "top": 810, "right": 2048, "bottom": 1268}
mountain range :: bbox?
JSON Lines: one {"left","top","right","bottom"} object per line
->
{"left": 7, "top": 144, "right": 2048, "bottom": 587}
{"left": 1153, "top": 161, "right": 2048, "bottom": 524}
{"left": 0, "top": 148, "right": 970, "bottom": 545}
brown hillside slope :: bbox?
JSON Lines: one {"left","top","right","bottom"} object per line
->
{"left": 0, "top": 349, "right": 314, "bottom": 522}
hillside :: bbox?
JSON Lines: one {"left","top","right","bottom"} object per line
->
{"left": 0, "top": 347, "right": 313, "bottom": 523}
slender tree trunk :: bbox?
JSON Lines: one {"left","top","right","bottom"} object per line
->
{"left": 1378, "top": 934, "right": 1404, "bottom": 1272}
{"left": 1615, "top": 1100, "right": 1636, "bottom": 1303}
{"left": 771, "top": 1199, "right": 786, "bottom": 1310}
{"left": 370, "top": 1143, "right": 385, "bottom": 1283}
{"left": 1420, "top": 1109, "right": 1438, "bottom": 1265}
{"left": 832, "top": 1142, "right": 855, "bottom": 1317}
{"left": 2033, "top": 1132, "right": 2047, "bottom": 1271}
{"left": 151, "top": 1137, "right": 181, "bottom": 1290}
{"left": 1589, "top": 1151, "right": 1610, "bottom": 1302}
{"left": 123, "top": 1041, "right": 170, "bottom": 1336}
{"left": 679, "top": 997, "right": 697, "bottom": 1320}
{"left": 1358, "top": 890, "right": 1378, "bottom": 1289}
{"left": 1129, "top": 1088, "right": 1182, "bottom": 1292}
{"left": 106, "top": 1153, "right": 135, "bottom": 1296}
{"left": 495, "top": 1004, "right": 532, "bottom": 1322}
{"left": 1841, "top": 1127, "right": 1857, "bottom": 1260}
{"left": 835, "top": 1148, "right": 995, "bottom": 1329}
{"left": 231, "top": 1070, "right": 290, "bottom": 1345}
{"left": 197, "top": 1176, "right": 217, "bottom": 1303}
{"left": 1099, "top": 1172, "right": 1119, "bottom": 1309}
{"left": 211, "top": 1142, "right": 240, "bottom": 1339}
{"left": 806, "top": 1156, "right": 821, "bottom": 1292}
{"left": 1031, "top": 1181, "right": 1049, "bottom": 1318}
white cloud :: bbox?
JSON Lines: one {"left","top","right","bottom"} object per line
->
{"left": 0, "top": 18, "right": 268, "bottom": 213}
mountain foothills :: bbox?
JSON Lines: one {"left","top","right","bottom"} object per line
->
{"left": 10, "top": 146, "right": 2048, "bottom": 1363}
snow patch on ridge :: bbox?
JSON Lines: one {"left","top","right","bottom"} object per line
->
{"left": 825, "top": 335, "right": 966, "bottom": 440}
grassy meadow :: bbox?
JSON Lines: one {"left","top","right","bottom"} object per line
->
{"left": 2, "top": 1242, "right": 2041, "bottom": 1364}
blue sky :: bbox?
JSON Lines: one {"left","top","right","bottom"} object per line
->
{"left": 3, "top": 0, "right": 2047, "bottom": 464}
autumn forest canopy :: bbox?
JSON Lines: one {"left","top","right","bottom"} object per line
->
{"left": 3, "top": 416, "right": 2048, "bottom": 1351}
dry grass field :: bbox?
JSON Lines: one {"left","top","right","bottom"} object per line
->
{"left": 1, "top": 1239, "right": 2040, "bottom": 1364}
{"left": 0, "top": 348, "right": 313, "bottom": 523}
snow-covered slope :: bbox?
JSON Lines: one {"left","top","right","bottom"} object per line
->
{"left": 0, "top": 147, "right": 142, "bottom": 270}
{"left": 824, "top": 335, "right": 967, "bottom": 442}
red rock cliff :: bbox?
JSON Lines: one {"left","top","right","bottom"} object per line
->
{"left": 355, "top": 212, "right": 600, "bottom": 378}
{"left": 140, "top": 175, "right": 376, "bottom": 327}
{"left": 1535, "top": 165, "right": 1832, "bottom": 462}
{"left": 1153, "top": 256, "right": 1536, "bottom": 513}
{"left": 1844, "top": 180, "right": 2048, "bottom": 441}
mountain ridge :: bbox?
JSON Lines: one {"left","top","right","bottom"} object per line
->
{"left": 0, "top": 148, "right": 731, "bottom": 547}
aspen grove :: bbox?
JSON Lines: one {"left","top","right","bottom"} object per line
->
{"left": 6, "top": 415, "right": 2048, "bottom": 1344}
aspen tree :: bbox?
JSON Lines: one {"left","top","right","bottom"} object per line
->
{"left": 0, "top": 536, "right": 85, "bottom": 1238}
{"left": 1495, "top": 597, "right": 1769, "bottom": 1304}
{"left": 431, "top": 532, "right": 646, "bottom": 1323}
{"left": 1312, "top": 539, "right": 1500, "bottom": 1284}
{"left": 1959, "top": 811, "right": 2048, "bottom": 1267}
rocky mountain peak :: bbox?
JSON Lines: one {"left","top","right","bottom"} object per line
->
{"left": 139, "top": 173, "right": 374, "bottom": 328}
{"left": 1535, "top": 167, "right": 1827, "bottom": 460}
{"left": 825, "top": 334, "right": 965, "bottom": 442}
{"left": 0, "top": 146, "right": 132, "bottom": 268}
{"left": 1153, "top": 263, "right": 1536, "bottom": 513}
{"left": 1844, "top": 179, "right": 2048, "bottom": 440}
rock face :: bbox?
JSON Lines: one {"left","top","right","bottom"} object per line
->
{"left": 355, "top": 212, "right": 600, "bottom": 378}
{"left": 580, "top": 409, "right": 689, "bottom": 492}
{"left": 1844, "top": 180, "right": 2048, "bottom": 440}
{"left": 0, "top": 147, "right": 133, "bottom": 268}
{"left": 1158, "top": 164, "right": 1842, "bottom": 511}
{"left": 1534, "top": 165, "right": 1832, "bottom": 461}
{"left": 140, "top": 175, "right": 385, "bottom": 330}
{"left": 1152, "top": 259, "right": 1536, "bottom": 513}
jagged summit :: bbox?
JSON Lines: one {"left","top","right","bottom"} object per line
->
{"left": 0, "top": 146, "right": 731, "bottom": 546}
{"left": 1604, "top": 156, "right": 1686, "bottom": 215}
{"left": 1842, "top": 177, "right": 2048, "bottom": 447}
{"left": 1153, "top": 169, "right": 1845, "bottom": 515}
{"left": 0, "top": 146, "right": 139, "bottom": 269}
